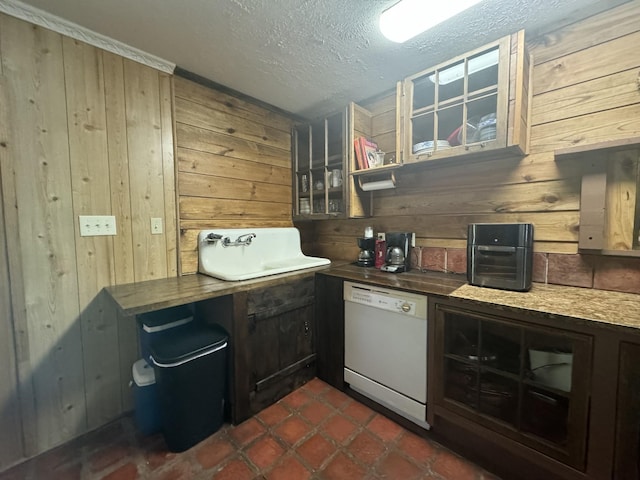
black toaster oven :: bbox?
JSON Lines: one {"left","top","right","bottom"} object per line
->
{"left": 467, "top": 223, "right": 533, "bottom": 292}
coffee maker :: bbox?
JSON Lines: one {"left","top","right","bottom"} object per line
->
{"left": 381, "top": 232, "right": 412, "bottom": 273}
{"left": 356, "top": 237, "right": 375, "bottom": 267}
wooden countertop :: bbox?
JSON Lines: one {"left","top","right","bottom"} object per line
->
{"left": 318, "top": 263, "right": 467, "bottom": 297}
{"left": 105, "top": 264, "right": 330, "bottom": 316}
{"left": 450, "top": 283, "right": 640, "bottom": 331}
{"left": 106, "top": 260, "right": 640, "bottom": 333}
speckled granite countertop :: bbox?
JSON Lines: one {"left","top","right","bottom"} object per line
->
{"left": 450, "top": 283, "right": 640, "bottom": 330}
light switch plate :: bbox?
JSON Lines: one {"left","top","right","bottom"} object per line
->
{"left": 151, "top": 217, "right": 163, "bottom": 235}
{"left": 79, "top": 215, "right": 117, "bottom": 236}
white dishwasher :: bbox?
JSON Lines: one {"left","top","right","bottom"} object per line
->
{"left": 343, "top": 281, "right": 429, "bottom": 428}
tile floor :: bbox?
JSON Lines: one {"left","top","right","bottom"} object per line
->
{"left": 0, "top": 378, "right": 499, "bottom": 480}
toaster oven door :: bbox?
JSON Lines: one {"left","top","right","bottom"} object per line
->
{"left": 469, "top": 245, "right": 531, "bottom": 291}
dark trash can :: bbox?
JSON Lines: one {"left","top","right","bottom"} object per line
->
{"left": 137, "top": 305, "right": 193, "bottom": 364}
{"left": 149, "top": 323, "right": 228, "bottom": 452}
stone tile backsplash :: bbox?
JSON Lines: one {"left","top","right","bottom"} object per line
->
{"left": 532, "top": 252, "right": 548, "bottom": 284}
{"left": 412, "top": 247, "right": 640, "bottom": 295}
{"left": 446, "top": 249, "right": 467, "bottom": 275}
{"left": 593, "top": 256, "right": 640, "bottom": 294}
{"left": 547, "top": 253, "right": 595, "bottom": 289}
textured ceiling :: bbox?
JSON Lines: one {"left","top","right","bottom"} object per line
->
{"left": 15, "top": 0, "right": 627, "bottom": 118}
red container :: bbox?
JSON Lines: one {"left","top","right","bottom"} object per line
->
{"left": 375, "top": 239, "right": 386, "bottom": 268}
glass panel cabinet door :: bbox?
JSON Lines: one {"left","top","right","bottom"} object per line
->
{"left": 435, "top": 304, "right": 592, "bottom": 470}
{"left": 294, "top": 125, "right": 311, "bottom": 215}
{"left": 405, "top": 42, "right": 504, "bottom": 160}
{"left": 292, "top": 110, "right": 346, "bottom": 219}
{"left": 401, "top": 30, "right": 530, "bottom": 164}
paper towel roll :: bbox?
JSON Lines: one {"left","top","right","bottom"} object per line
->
{"left": 360, "top": 179, "right": 396, "bottom": 191}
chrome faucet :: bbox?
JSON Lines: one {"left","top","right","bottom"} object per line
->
{"left": 222, "top": 233, "right": 256, "bottom": 247}
{"left": 236, "top": 233, "right": 256, "bottom": 245}
{"left": 204, "top": 233, "right": 224, "bottom": 243}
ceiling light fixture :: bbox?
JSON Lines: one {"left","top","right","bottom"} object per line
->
{"left": 379, "top": 0, "right": 485, "bottom": 43}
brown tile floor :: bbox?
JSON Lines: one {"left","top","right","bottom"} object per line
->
{"left": 0, "top": 378, "right": 500, "bottom": 480}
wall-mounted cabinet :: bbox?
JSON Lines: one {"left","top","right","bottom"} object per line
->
{"left": 348, "top": 101, "right": 402, "bottom": 216}
{"left": 292, "top": 102, "right": 387, "bottom": 220}
{"left": 399, "top": 30, "right": 531, "bottom": 165}
{"left": 293, "top": 110, "right": 348, "bottom": 219}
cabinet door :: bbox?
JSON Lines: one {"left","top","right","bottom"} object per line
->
{"left": 246, "top": 278, "right": 316, "bottom": 414}
{"left": 293, "top": 110, "right": 347, "bottom": 219}
{"left": 434, "top": 304, "right": 591, "bottom": 470}
{"left": 614, "top": 342, "right": 640, "bottom": 479}
{"left": 401, "top": 30, "right": 530, "bottom": 164}
{"left": 278, "top": 305, "right": 315, "bottom": 371}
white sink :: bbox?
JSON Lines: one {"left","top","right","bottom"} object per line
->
{"left": 198, "top": 227, "right": 330, "bottom": 281}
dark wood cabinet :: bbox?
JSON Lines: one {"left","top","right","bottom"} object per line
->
{"left": 245, "top": 277, "right": 316, "bottom": 415}
{"left": 614, "top": 341, "right": 640, "bottom": 479}
{"left": 314, "top": 273, "right": 345, "bottom": 389}
{"left": 431, "top": 300, "right": 593, "bottom": 476}
{"left": 309, "top": 268, "right": 640, "bottom": 480}
{"left": 196, "top": 275, "right": 316, "bottom": 424}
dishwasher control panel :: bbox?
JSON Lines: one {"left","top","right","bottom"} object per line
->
{"left": 344, "top": 282, "right": 427, "bottom": 318}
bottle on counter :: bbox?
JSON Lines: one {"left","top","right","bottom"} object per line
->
{"left": 375, "top": 234, "right": 386, "bottom": 269}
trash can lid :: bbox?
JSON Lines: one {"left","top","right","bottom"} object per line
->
{"left": 137, "top": 305, "right": 193, "bottom": 332}
{"left": 132, "top": 358, "right": 156, "bottom": 386}
{"left": 149, "top": 323, "right": 228, "bottom": 367}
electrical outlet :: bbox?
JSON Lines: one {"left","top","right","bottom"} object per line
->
{"left": 151, "top": 217, "right": 163, "bottom": 235}
{"left": 79, "top": 215, "right": 117, "bottom": 236}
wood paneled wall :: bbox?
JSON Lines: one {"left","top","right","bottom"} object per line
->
{"left": 301, "top": 1, "right": 640, "bottom": 264}
{"left": 0, "top": 125, "right": 21, "bottom": 468}
{"left": 173, "top": 77, "right": 295, "bottom": 274}
{"left": 0, "top": 13, "right": 177, "bottom": 469}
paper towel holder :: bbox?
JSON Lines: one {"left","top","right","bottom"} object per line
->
{"left": 358, "top": 171, "right": 396, "bottom": 191}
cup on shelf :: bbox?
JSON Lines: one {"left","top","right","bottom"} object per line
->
{"left": 331, "top": 169, "right": 343, "bottom": 187}
{"left": 373, "top": 151, "right": 385, "bottom": 167}
{"left": 299, "top": 198, "right": 310, "bottom": 214}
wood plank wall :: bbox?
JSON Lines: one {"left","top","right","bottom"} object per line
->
{"left": 0, "top": 13, "right": 177, "bottom": 468}
{"left": 0, "top": 97, "right": 22, "bottom": 467}
{"left": 173, "top": 77, "right": 295, "bottom": 274}
{"left": 300, "top": 1, "right": 640, "bottom": 264}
